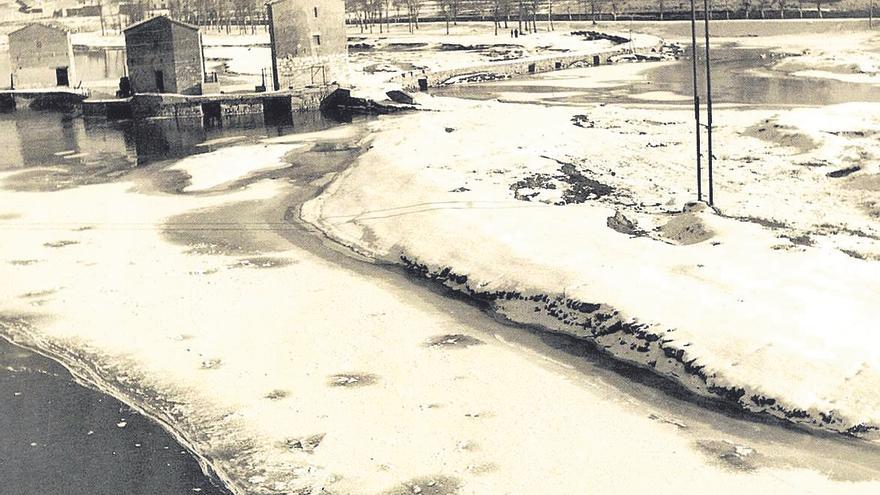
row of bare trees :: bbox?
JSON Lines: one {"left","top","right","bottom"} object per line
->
{"left": 120, "top": 0, "right": 848, "bottom": 35}
{"left": 345, "top": 0, "right": 846, "bottom": 35}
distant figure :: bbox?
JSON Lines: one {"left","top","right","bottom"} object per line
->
{"left": 514, "top": 29, "right": 519, "bottom": 38}
{"left": 510, "top": 29, "right": 514, "bottom": 38}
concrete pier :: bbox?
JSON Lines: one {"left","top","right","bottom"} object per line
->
{"left": 0, "top": 89, "right": 89, "bottom": 112}
{"left": 80, "top": 86, "right": 338, "bottom": 125}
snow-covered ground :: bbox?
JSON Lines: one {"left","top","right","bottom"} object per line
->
{"left": 6, "top": 124, "right": 879, "bottom": 495}
{"left": 3, "top": 16, "right": 880, "bottom": 494}
{"left": 303, "top": 92, "right": 880, "bottom": 438}
{"left": 168, "top": 143, "right": 300, "bottom": 192}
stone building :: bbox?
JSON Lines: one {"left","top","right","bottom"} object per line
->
{"left": 266, "top": 0, "right": 348, "bottom": 91}
{"left": 123, "top": 16, "right": 206, "bottom": 95}
{"left": 8, "top": 23, "right": 77, "bottom": 89}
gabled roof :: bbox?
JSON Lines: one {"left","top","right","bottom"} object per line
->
{"left": 124, "top": 15, "right": 199, "bottom": 33}
{"left": 8, "top": 23, "right": 71, "bottom": 37}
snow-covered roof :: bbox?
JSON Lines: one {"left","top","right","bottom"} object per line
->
{"left": 124, "top": 15, "right": 199, "bottom": 33}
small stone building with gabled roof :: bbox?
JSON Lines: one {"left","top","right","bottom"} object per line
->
{"left": 266, "top": 0, "right": 348, "bottom": 91}
{"left": 8, "top": 23, "right": 78, "bottom": 89}
{"left": 123, "top": 16, "right": 206, "bottom": 95}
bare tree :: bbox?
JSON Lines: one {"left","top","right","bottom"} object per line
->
{"left": 756, "top": 0, "right": 768, "bottom": 17}
{"left": 609, "top": 0, "right": 621, "bottom": 20}
{"left": 814, "top": 0, "right": 841, "bottom": 17}
{"left": 741, "top": 0, "right": 753, "bottom": 18}
{"left": 775, "top": 0, "right": 786, "bottom": 17}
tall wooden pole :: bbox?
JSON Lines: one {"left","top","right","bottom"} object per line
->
{"left": 690, "top": 0, "right": 702, "bottom": 202}
{"left": 703, "top": 0, "right": 714, "bottom": 206}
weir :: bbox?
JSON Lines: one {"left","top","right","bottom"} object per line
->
{"left": 83, "top": 86, "right": 339, "bottom": 122}
{"left": 399, "top": 41, "right": 667, "bottom": 90}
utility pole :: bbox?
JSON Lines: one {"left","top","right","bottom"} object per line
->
{"left": 703, "top": 0, "right": 714, "bottom": 206}
{"left": 689, "top": 0, "right": 702, "bottom": 202}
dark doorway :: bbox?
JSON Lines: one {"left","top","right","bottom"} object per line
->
{"left": 554, "top": 61, "right": 562, "bottom": 70}
{"left": 263, "top": 96, "right": 293, "bottom": 126}
{"left": 202, "top": 102, "right": 222, "bottom": 127}
{"left": 55, "top": 67, "right": 69, "bottom": 86}
{"left": 593, "top": 55, "right": 601, "bottom": 66}
{"left": 154, "top": 70, "right": 165, "bottom": 92}
{"left": 417, "top": 78, "right": 428, "bottom": 91}
{"left": 528, "top": 63, "right": 536, "bottom": 74}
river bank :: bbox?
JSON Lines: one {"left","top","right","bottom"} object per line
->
{"left": 2, "top": 18, "right": 880, "bottom": 495}
{"left": 0, "top": 332, "right": 231, "bottom": 495}
{"left": 2, "top": 104, "right": 880, "bottom": 495}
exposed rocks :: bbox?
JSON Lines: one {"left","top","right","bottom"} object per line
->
{"left": 327, "top": 372, "right": 379, "bottom": 388}
{"left": 43, "top": 240, "right": 79, "bottom": 248}
{"left": 395, "top": 255, "right": 879, "bottom": 440}
{"left": 827, "top": 165, "right": 861, "bottom": 178}
{"left": 658, "top": 205, "right": 715, "bottom": 245}
{"left": 570, "top": 31, "right": 629, "bottom": 45}
{"left": 606, "top": 210, "right": 641, "bottom": 236}
{"left": 509, "top": 161, "right": 613, "bottom": 206}
{"left": 695, "top": 439, "right": 762, "bottom": 472}
{"left": 284, "top": 433, "right": 325, "bottom": 454}
{"left": 570, "top": 114, "right": 596, "bottom": 128}
{"left": 386, "top": 90, "right": 415, "bottom": 105}
{"left": 264, "top": 389, "right": 289, "bottom": 400}
{"left": 424, "top": 334, "right": 484, "bottom": 349}
{"left": 381, "top": 475, "right": 462, "bottom": 495}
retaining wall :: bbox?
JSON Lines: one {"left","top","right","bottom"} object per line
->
{"left": 398, "top": 43, "right": 663, "bottom": 90}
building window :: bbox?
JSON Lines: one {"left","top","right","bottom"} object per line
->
{"left": 314, "top": 7, "right": 318, "bottom": 17}
{"left": 313, "top": 34, "right": 321, "bottom": 46}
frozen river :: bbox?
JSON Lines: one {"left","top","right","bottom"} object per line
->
{"left": 433, "top": 46, "right": 880, "bottom": 107}
{"left": 2, "top": 44, "right": 880, "bottom": 491}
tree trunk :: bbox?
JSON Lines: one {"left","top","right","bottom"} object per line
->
{"left": 518, "top": 0, "right": 523, "bottom": 31}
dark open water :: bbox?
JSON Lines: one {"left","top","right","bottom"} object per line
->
{"left": 0, "top": 336, "right": 230, "bottom": 495}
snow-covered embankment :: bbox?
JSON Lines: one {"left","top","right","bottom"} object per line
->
{"left": 302, "top": 97, "right": 880, "bottom": 439}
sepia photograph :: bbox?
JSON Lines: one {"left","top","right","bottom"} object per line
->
{"left": 0, "top": 0, "right": 878, "bottom": 493}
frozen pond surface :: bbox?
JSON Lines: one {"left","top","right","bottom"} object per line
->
{"left": 0, "top": 336, "right": 230, "bottom": 495}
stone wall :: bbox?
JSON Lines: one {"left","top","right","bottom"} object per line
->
{"left": 170, "top": 22, "right": 205, "bottom": 96}
{"left": 398, "top": 46, "right": 654, "bottom": 90}
{"left": 128, "top": 86, "right": 335, "bottom": 120}
{"left": 9, "top": 24, "right": 77, "bottom": 89}
{"left": 125, "top": 17, "right": 203, "bottom": 96}
{"left": 268, "top": 0, "right": 348, "bottom": 90}
{"left": 275, "top": 53, "right": 349, "bottom": 90}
